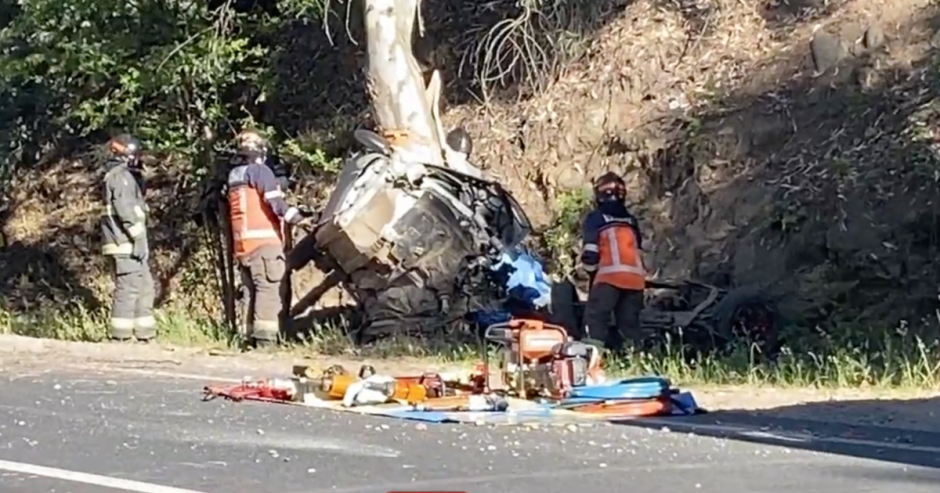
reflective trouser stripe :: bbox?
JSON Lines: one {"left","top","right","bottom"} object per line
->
{"left": 253, "top": 320, "right": 280, "bottom": 331}
{"left": 110, "top": 318, "right": 135, "bottom": 329}
{"left": 127, "top": 223, "right": 145, "bottom": 238}
{"left": 103, "top": 243, "right": 133, "bottom": 255}
{"left": 111, "top": 258, "right": 155, "bottom": 338}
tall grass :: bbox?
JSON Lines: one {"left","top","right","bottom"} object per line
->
{"left": 2, "top": 305, "right": 938, "bottom": 389}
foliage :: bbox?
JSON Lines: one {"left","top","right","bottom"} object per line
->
{"left": 455, "top": 0, "right": 621, "bottom": 101}
{"left": 0, "top": 0, "right": 341, "bottom": 176}
{"left": 541, "top": 188, "right": 592, "bottom": 274}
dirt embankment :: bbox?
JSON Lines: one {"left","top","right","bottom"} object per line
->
{"left": 3, "top": 0, "right": 940, "bottom": 338}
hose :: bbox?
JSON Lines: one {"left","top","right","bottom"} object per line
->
{"left": 556, "top": 376, "right": 675, "bottom": 418}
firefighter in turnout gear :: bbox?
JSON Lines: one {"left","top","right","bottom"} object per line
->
{"left": 100, "top": 134, "right": 156, "bottom": 341}
{"left": 579, "top": 172, "right": 646, "bottom": 352}
{"left": 227, "top": 130, "right": 313, "bottom": 347}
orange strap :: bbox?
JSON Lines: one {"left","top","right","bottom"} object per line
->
{"left": 571, "top": 397, "right": 671, "bottom": 417}
{"left": 381, "top": 130, "right": 411, "bottom": 147}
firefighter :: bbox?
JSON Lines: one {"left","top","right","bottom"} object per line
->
{"left": 226, "top": 129, "right": 313, "bottom": 348}
{"left": 100, "top": 134, "right": 156, "bottom": 342}
{"left": 579, "top": 172, "right": 646, "bottom": 352}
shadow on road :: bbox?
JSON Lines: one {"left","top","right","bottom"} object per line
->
{"left": 615, "top": 396, "right": 940, "bottom": 470}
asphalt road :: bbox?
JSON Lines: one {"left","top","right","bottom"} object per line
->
{"left": 1, "top": 368, "right": 939, "bottom": 493}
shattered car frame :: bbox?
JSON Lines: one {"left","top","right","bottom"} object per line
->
{"left": 293, "top": 129, "right": 532, "bottom": 340}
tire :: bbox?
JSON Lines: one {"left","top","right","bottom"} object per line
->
{"left": 709, "top": 287, "right": 781, "bottom": 356}
{"left": 549, "top": 278, "right": 581, "bottom": 337}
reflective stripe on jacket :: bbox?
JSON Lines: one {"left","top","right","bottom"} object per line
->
{"left": 226, "top": 154, "right": 300, "bottom": 260}
{"left": 100, "top": 163, "right": 148, "bottom": 256}
{"left": 580, "top": 209, "right": 645, "bottom": 290}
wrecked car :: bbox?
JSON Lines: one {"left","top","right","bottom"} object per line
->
{"left": 291, "top": 129, "right": 533, "bottom": 342}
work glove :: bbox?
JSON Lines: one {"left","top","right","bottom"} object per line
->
{"left": 294, "top": 206, "right": 318, "bottom": 226}
{"left": 131, "top": 237, "right": 149, "bottom": 261}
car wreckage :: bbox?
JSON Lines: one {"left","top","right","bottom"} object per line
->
{"left": 285, "top": 129, "right": 780, "bottom": 355}
{"left": 288, "top": 128, "right": 532, "bottom": 339}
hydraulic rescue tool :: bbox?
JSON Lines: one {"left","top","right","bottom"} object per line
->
{"left": 482, "top": 319, "right": 605, "bottom": 399}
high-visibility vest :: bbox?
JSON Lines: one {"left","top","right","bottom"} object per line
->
{"left": 594, "top": 215, "right": 646, "bottom": 290}
{"left": 227, "top": 165, "right": 283, "bottom": 259}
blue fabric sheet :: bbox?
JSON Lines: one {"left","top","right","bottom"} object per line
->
{"left": 493, "top": 249, "right": 552, "bottom": 308}
{"left": 366, "top": 378, "right": 702, "bottom": 424}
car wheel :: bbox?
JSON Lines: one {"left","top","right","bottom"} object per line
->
{"left": 711, "top": 287, "right": 780, "bottom": 357}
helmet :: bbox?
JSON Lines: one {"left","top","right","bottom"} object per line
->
{"left": 445, "top": 127, "right": 473, "bottom": 157}
{"left": 235, "top": 129, "right": 268, "bottom": 154}
{"left": 108, "top": 134, "right": 141, "bottom": 158}
{"left": 108, "top": 134, "right": 142, "bottom": 167}
{"left": 593, "top": 171, "right": 626, "bottom": 205}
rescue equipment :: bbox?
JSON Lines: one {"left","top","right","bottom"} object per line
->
{"left": 202, "top": 379, "right": 299, "bottom": 403}
{"left": 200, "top": 365, "right": 703, "bottom": 424}
{"left": 482, "top": 319, "right": 605, "bottom": 399}
{"left": 567, "top": 397, "right": 671, "bottom": 416}
{"left": 554, "top": 376, "right": 700, "bottom": 418}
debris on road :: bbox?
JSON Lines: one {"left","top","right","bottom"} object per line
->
{"left": 202, "top": 318, "right": 705, "bottom": 425}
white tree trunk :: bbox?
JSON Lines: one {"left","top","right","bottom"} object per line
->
{"left": 363, "top": 0, "right": 447, "bottom": 167}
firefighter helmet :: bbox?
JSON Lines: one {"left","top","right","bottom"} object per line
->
{"left": 593, "top": 171, "right": 626, "bottom": 205}
{"left": 108, "top": 134, "right": 141, "bottom": 158}
{"left": 236, "top": 129, "right": 268, "bottom": 154}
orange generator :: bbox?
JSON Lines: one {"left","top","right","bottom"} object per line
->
{"left": 482, "top": 319, "right": 604, "bottom": 399}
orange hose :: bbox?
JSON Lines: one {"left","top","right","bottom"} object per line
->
{"left": 572, "top": 397, "right": 671, "bottom": 417}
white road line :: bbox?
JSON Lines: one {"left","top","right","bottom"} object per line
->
{"left": 0, "top": 459, "right": 209, "bottom": 493}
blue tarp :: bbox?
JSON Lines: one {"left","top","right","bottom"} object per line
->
{"left": 493, "top": 249, "right": 552, "bottom": 308}
{"left": 366, "top": 387, "right": 701, "bottom": 424}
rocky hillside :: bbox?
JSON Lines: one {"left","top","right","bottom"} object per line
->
{"left": 3, "top": 0, "right": 940, "bottom": 347}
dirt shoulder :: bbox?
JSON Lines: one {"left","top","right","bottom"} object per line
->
{"left": 2, "top": 334, "right": 938, "bottom": 432}
{"left": 0, "top": 334, "right": 463, "bottom": 379}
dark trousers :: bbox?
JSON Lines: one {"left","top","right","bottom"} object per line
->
{"left": 238, "top": 244, "right": 287, "bottom": 342}
{"left": 583, "top": 282, "right": 644, "bottom": 352}
{"left": 110, "top": 256, "right": 155, "bottom": 340}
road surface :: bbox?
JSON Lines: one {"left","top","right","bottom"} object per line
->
{"left": 0, "top": 367, "right": 939, "bottom": 493}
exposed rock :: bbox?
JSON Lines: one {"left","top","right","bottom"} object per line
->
{"left": 810, "top": 31, "right": 846, "bottom": 74}
{"left": 863, "top": 25, "right": 885, "bottom": 50}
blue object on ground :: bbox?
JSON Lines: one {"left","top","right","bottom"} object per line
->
{"left": 564, "top": 376, "right": 672, "bottom": 401}
{"left": 493, "top": 249, "right": 552, "bottom": 308}
{"left": 377, "top": 408, "right": 456, "bottom": 423}
{"left": 669, "top": 391, "right": 700, "bottom": 415}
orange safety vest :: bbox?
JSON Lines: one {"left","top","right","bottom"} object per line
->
{"left": 594, "top": 216, "right": 646, "bottom": 290}
{"left": 227, "top": 166, "right": 283, "bottom": 259}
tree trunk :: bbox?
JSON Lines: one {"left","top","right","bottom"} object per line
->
{"left": 362, "top": 0, "right": 447, "bottom": 167}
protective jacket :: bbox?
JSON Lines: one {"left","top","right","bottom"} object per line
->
{"left": 580, "top": 203, "right": 645, "bottom": 290}
{"left": 226, "top": 152, "right": 302, "bottom": 260}
{"left": 100, "top": 160, "right": 148, "bottom": 256}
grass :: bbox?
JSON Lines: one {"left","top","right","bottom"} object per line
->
{"left": 2, "top": 304, "right": 939, "bottom": 390}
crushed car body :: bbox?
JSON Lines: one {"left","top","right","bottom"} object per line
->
{"left": 300, "top": 129, "right": 533, "bottom": 340}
